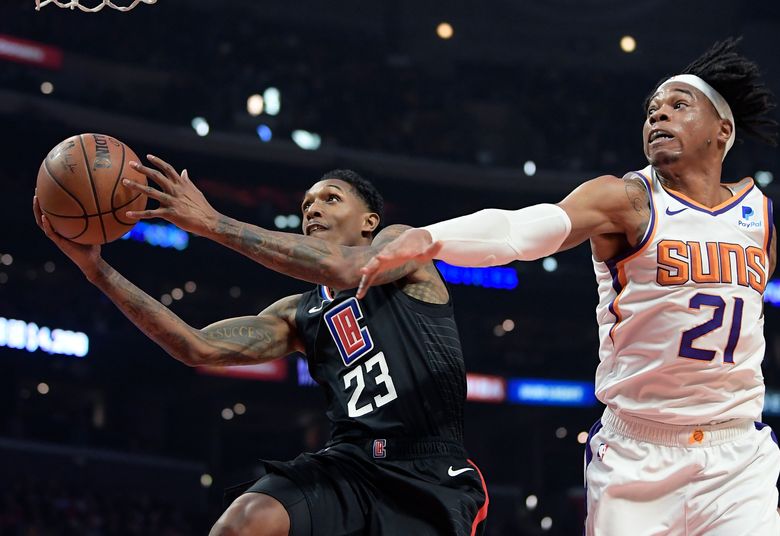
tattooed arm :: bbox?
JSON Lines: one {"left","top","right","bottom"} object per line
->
{"left": 89, "top": 262, "right": 303, "bottom": 366}
{"left": 33, "top": 196, "right": 303, "bottom": 366}
{"left": 209, "top": 220, "right": 447, "bottom": 301}
{"left": 123, "top": 157, "right": 446, "bottom": 302}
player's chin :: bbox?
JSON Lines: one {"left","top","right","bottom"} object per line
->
{"left": 647, "top": 147, "right": 681, "bottom": 167}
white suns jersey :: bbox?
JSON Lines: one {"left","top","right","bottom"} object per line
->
{"left": 593, "top": 166, "right": 774, "bottom": 425}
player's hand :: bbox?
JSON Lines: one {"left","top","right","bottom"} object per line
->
{"left": 124, "top": 155, "right": 220, "bottom": 237}
{"left": 33, "top": 195, "right": 102, "bottom": 276}
{"left": 357, "top": 228, "right": 442, "bottom": 298}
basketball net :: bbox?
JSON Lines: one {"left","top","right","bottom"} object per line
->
{"left": 35, "top": 0, "right": 156, "bottom": 12}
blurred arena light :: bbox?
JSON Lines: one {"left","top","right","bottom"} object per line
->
{"left": 40, "top": 81, "right": 53, "bottom": 94}
{"left": 221, "top": 408, "right": 234, "bottom": 420}
{"left": 121, "top": 222, "right": 189, "bottom": 250}
{"left": 1, "top": 254, "right": 13, "bottom": 265}
{"left": 436, "top": 22, "right": 454, "bottom": 39}
{"left": 542, "top": 256, "right": 558, "bottom": 272}
{"left": 37, "top": 382, "right": 50, "bottom": 395}
{"left": 263, "top": 87, "right": 281, "bottom": 116}
{"left": 191, "top": 116, "right": 210, "bottom": 136}
{"left": 233, "top": 403, "right": 246, "bottom": 415}
{"left": 247, "top": 94, "right": 264, "bottom": 116}
{"left": 160, "top": 294, "right": 172, "bottom": 306}
{"left": 274, "top": 214, "right": 301, "bottom": 229}
{"left": 555, "top": 427, "right": 567, "bottom": 439}
{"left": 435, "top": 261, "right": 518, "bottom": 290}
{"left": 184, "top": 281, "right": 197, "bottom": 293}
{"left": 541, "top": 517, "right": 553, "bottom": 531}
{"left": 200, "top": 474, "right": 213, "bottom": 488}
{"left": 523, "top": 160, "right": 536, "bottom": 176}
{"left": 755, "top": 170, "right": 773, "bottom": 187}
{"left": 43, "top": 261, "right": 55, "bottom": 273}
{"left": 256, "top": 124, "right": 273, "bottom": 142}
{"left": 620, "top": 35, "right": 637, "bottom": 53}
{"left": 765, "top": 279, "right": 780, "bottom": 307}
{"left": 292, "top": 129, "right": 322, "bottom": 150}
{"left": 171, "top": 288, "right": 184, "bottom": 300}
{"left": 577, "top": 431, "right": 589, "bottom": 444}
{"left": 525, "top": 495, "right": 538, "bottom": 510}
{"left": 0, "top": 316, "right": 89, "bottom": 357}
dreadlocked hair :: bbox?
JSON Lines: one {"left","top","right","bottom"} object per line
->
{"left": 646, "top": 37, "right": 778, "bottom": 146}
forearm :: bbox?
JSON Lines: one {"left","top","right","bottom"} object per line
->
{"left": 206, "top": 215, "right": 360, "bottom": 288}
{"left": 86, "top": 260, "right": 206, "bottom": 365}
{"left": 423, "top": 205, "right": 572, "bottom": 266}
{"left": 87, "top": 261, "right": 289, "bottom": 366}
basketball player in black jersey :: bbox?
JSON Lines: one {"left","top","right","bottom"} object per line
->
{"left": 33, "top": 164, "right": 488, "bottom": 536}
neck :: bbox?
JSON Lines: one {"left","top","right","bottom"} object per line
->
{"left": 653, "top": 159, "right": 730, "bottom": 208}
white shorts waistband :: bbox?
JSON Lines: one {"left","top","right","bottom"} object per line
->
{"left": 601, "top": 408, "right": 755, "bottom": 448}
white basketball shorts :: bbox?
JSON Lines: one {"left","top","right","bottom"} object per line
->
{"left": 584, "top": 408, "right": 780, "bottom": 536}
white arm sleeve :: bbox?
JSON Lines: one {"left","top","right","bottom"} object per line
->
{"left": 423, "top": 204, "right": 572, "bottom": 266}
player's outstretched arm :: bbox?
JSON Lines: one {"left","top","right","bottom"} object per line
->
{"left": 358, "top": 174, "right": 650, "bottom": 296}
{"left": 34, "top": 195, "right": 303, "bottom": 366}
{"left": 122, "top": 157, "right": 432, "bottom": 290}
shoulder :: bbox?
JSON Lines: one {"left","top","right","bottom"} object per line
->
{"left": 260, "top": 293, "right": 305, "bottom": 322}
{"left": 371, "top": 225, "right": 450, "bottom": 304}
{"left": 372, "top": 224, "right": 413, "bottom": 248}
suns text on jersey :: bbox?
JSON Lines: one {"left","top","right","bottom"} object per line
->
{"left": 656, "top": 240, "right": 767, "bottom": 293}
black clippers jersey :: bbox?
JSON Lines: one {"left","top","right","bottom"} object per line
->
{"left": 295, "top": 283, "right": 466, "bottom": 444}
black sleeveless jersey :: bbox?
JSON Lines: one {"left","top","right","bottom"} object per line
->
{"left": 295, "top": 282, "right": 466, "bottom": 444}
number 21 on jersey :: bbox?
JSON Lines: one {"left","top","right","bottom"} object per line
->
{"left": 679, "top": 292, "right": 744, "bottom": 364}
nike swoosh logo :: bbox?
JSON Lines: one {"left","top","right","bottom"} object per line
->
{"left": 308, "top": 302, "right": 326, "bottom": 314}
{"left": 448, "top": 466, "right": 475, "bottom": 477}
{"left": 665, "top": 207, "right": 688, "bottom": 216}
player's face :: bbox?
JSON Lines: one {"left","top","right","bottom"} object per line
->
{"left": 642, "top": 83, "right": 724, "bottom": 167}
{"left": 300, "top": 179, "right": 376, "bottom": 246}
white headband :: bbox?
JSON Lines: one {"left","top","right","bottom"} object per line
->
{"left": 657, "top": 74, "right": 736, "bottom": 157}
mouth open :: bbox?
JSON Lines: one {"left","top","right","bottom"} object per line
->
{"left": 648, "top": 130, "right": 675, "bottom": 145}
{"left": 306, "top": 223, "right": 328, "bottom": 235}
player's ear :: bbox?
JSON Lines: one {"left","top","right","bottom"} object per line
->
{"left": 363, "top": 212, "right": 380, "bottom": 234}
{"left": 717, "top": 118, "right": 733, "bottom": 146}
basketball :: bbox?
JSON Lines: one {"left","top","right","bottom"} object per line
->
{"left": 35, "top": 133, "right": 147, "bottom": 245}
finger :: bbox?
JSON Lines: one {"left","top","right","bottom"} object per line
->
{"left": 356, "top": 274, "right": 370, "bottom": 299}
{"left": 147, "top": 154, "right": 181, "bottom": 183}
{"left": 122, "top": 179, "right": 168, "bottom": 203}
{"left": 182, "top": 169, "right": 192, "bottom": 184}
{"left": 125, "top": 209, "right": 167, "bottom": 220}
{"left": 40, "top": 213, "right": 57, "bottom": 238}
{"left": 422, "top": 241, "right": 444, "bottom": 260}
{"left": 129, "top": 161, "right": 174, "bottom": 193}
{"left": 32, "top": 196, "right": 43, "bottom": 228}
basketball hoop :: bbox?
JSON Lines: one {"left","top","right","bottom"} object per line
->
{"left": 35, "top": 0, "right": 156, "bottom": 12}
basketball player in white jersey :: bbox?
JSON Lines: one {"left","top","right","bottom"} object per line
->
{"left": 357, "top": 38, "right": 779, "bottom": 535}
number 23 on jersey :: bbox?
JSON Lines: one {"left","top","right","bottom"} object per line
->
{"left": 324, "top": 298, "right": 399, "bottom": 418}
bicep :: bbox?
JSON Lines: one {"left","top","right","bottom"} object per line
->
{"left": 197, "top": 295, "right": 303, "bottom": 365}
{"left": 556, "top": 175, "right": 648, "bottom": 250}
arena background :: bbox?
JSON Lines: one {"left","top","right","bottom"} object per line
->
{"left": 1, "top": 1, "right": 779, "bottom": 534}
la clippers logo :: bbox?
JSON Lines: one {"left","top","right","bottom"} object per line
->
{"left": 597, "top": 443, "right": 609, "bottom": 461}
{"left": 373, "top": 439, "right": 387, "bottom": 458}
{"left": 324, "top": 297, "right": 374, "bottom": 366}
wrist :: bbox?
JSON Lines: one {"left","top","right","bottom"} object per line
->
{"left": 83, "top": 258, "right": 109, "bottom": 284}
